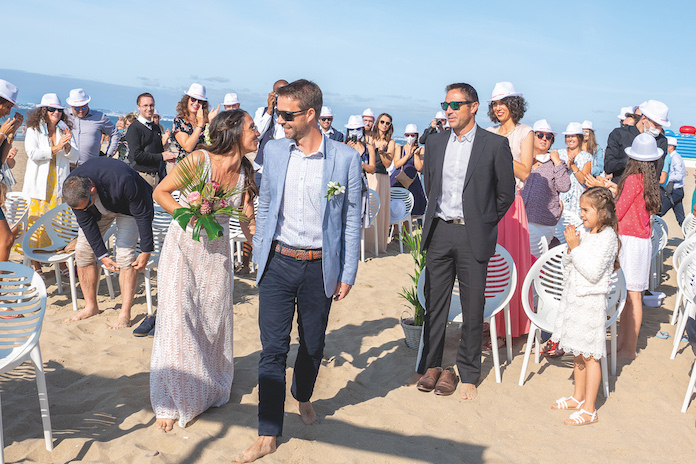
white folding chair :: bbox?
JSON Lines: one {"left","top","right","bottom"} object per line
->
{"left": 670, "top": 235, "right": 696, "bottom": 325}
{"left": 361, "top": 189, "right": 380, "bottom": 262}
{"left": 671, "top": 251, "right": 696, "bottom": 360}
{"left": 21, "top": 203, "right": 79, "bottom": 311}
{"left": 653, "top": 216, "right": 669, "bottom": 289}
{"left": 681, "top": 317, "right": 696, "bottom": 412}
{"left": 228, "top": 197, "right": 258, "bottom": 270}
{"left": 414, "top": 244, "right": 515, "bottom": 383}
{"left": 3, "top": 192, "right": 30, "bottom": 247}
{"left": 389, "top": 187, "right": 414, "bottom": 253}
{"left": 0, "top": 262, "right": 52, "bottom": 462}
{"left": 529, "top": 235, "right": 549, "bottom": 259}
{"left": 682, "top": 213, "right": 696, "bottom": 240}
{"left": 518, "top": 247, "right": 626, "bottom": 397}
{"left": 649, "top": 220, "right": 666, "bottom": 292}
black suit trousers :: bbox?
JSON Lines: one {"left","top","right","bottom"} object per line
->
{"left": 418, "top": 219, "right": 489, "bottom": 384}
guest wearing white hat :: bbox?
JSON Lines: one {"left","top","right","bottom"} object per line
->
{"left": 318, "top": 106, "right": 344, "bottom": 142}
{"left": 223, "top": 93, "right": 241, "bottom": 111}
{"left": 253, "top": 79, "right": 288, "bottom": 187}
{"left": 419, "top": 110, "right": 449, "bottom": 145}
{"left": 344, "top": 115, "right": 375, "bottom": 236}
{"left": 581, "top": 120, "right": 604, "bottom": 176}
{"left": 172, "top": 83, "right": 218, "bottom": 162}
{"left": 659, "top": 136, "right": 686, "bottom": 225}
{"left": 486, "top": 81, "right": 534, "bottom": 338}
{"left": 23, "top": 93, "right": 80, "bottom": 273}
{"left": 617, "top": 106, "right": 638, "bottom": 126}
{"left": 390, "top": 123, "right": 426, "bottom": 216}
{"left": 0, "top": 79, "right": 23, "bottom": 186}
{"left": 65, "top": 88, "right": 121, "bottom": 166}
{"left": 366, "top": 113, "right": 395, "bottom": 253}
{"left": 361, "top": 108, "right": 375, "bottom": 132}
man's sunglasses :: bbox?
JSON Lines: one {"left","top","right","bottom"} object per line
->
{"left": 275, "top": 108, "right": 308, "bottom": 121}
{"left": 46, "top": 107, "right": 64, "bottom": 113}
{"left": 536, "top": 132, "right": 553, "bottom": 141}
{"left": 320, "top": 117, "right": 333, "bottom": 122}
{"left": 440, "top": 101, "right": 475, "bottom": 111}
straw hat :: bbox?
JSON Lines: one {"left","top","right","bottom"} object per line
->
{"left": 667, "top": 136, "right": 678, "bottom": 146}
{"left": 488, "top": 82, "right": 522, "bottom": 102}
{"left": 404, "top": 124, "right": 418, "bottom": 134}
{"left": 66, "top": 88, "right": 91, "bottom": 107}
{"left": 562, "top": 122, "right": 583, "bottom": 135}
{"left": 362, "top": 108, "right": 375, "bottom": 118}
{"left": 533, "top": 119, "right": 556, "bottom": 134}
{"left": 37, "top": 93, "right": 64, "bottom": 109}
{"left": 639, "top": 100, "right": 670, "bottom": 127}
{"left": 320, "top": 106, "right": 334, "bottom": 118}
{"left": 223, "top": 93, "right": 240, "bottom": 106}
{"left": 625, "top": 133, "right": 663, "bottom": 161}
{"left": 344, "top": 115, "right": 364, "bottom": 129}
{"left": 581, "top": 120, "right": 595, "bottom": 131}
{"left": 186, "top": 83, "right": 207, "bottom": 101}
{"left": 0, "top": 80, "right": 18, "bottom": 106}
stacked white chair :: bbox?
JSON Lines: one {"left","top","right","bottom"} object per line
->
{"left": 682, "top": 213, "right": 696, "bottom": 240}
{"left": 681, "top": 315, "right": 696, "bottom": 412}
{"left": 670, "top": 235, "right": 696, "bottom": 325}
{"left": 0, "top": 263, "right": 52, "bottom": 462}
{"left": 3, "top": 192, "right": 30, "bottom": 247}
{"left": 228, "top": 197, "right": 258, "bottom": 269}
{"left": 414, "top": 244, "right": 515, "bottom": 383}
{"left": 389, "top": 187, "right": 414, "bottom": 253}
{"left": 361, "top": 189, "right": 380, "bottom": 262}
{"left": 650, "top": 216, "right": 668, "bottom": 291}
{"left": 671, "top": 251, "right": 696, "bottom": 360}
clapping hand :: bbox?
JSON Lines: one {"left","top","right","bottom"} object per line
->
{"left": 208, "top": 104, "right": 220, "bottom": 122}
{"left": 0, "top": 113, "right": 22, "bottom": 136}
{"left": 564, "top": 224, "right": 580, "bottom": 250}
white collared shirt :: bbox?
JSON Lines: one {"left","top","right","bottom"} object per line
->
{"left": 273, "top": 138, "right": 326, "bottom": 249}
{"left": 137, "top": 114, "right": 153, "bottom": 129}
{"left": 436, "top": 125, "right": 477, "bottom": 220}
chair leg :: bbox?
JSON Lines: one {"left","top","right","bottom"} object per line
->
{"left": 414, "top": 322, "right": 426, "bottom": 372}
{"left": 534, "top": 330, "right": 541, "bottom": 364}
{"left": 489, "top": 315, "right": 501, "bottom": 383}
{"left": 29, "top": 345, "right": 53, "bottom": 451}
{"left": 672, "top": 289, "right": 683, "bottom": 326}
{"left": 145, "top": 268, "right": 153, "bottom": 316}
{"left": 374, "top": 226, "right": 378, "bottom": 258}
{"left": 671, "top": 302, "right": 692, "bottom": 359}
{"left": 610, "top": 322, "right": 617, "bottom": 376}
{"left": 399, "top": 224, "right": 404, "bottom": 253}
{"left": 682, "top": 359, "right": 696, "bottom": 412}
{"left": 518, "top": 326, "right": 537, "bottom": 386}
{"left": 504, "top": 304, "right": 512, "bottom": 363}
{"left": 361, "top": 229, "right": 365, "bottom": 262}
{"left": 54, "top": 264, "right": 62, "bottom": 294}
{"left": 105, "top": 269, "right": 115, "bottom": 300}
{"left": 601, "top": 355, "right": 610, "bottom": 398}
{"left": 68, "top": 257, "right": 78, "bottom": 312}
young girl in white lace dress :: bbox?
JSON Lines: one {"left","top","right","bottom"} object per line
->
{"left": 549, "top": 186, "right": 619, "bottom": 426}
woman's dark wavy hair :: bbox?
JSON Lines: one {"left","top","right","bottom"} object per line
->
{"left": 372, "top": 112, "right": 393, "bottom": 143}
{"left": 616, "top": 158, "right": 661, "bottom": 215}
{"left": 580, "top": 186, "right": 621, "bottom": 271}
{"left": 488, "top": 96, "right": 527, "bottom": 124}
{"left": 204, "top": 109, "right": 258, "bottom": 197}
{"left": 26, "top": 107, "right": 72, "bottom": 130}
{"left": 175, "top": 94, "right": 209, "bottom": 121}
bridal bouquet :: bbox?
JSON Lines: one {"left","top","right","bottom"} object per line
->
{"left": 173, "top": 157, "right": 245, "bottom": 241}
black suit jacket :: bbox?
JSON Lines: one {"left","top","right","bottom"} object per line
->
{"left": 67, "top": 157, "right": 155, "bottom": 258}
{"left": 421, "top": 125, "right": 515, "bottom": 262}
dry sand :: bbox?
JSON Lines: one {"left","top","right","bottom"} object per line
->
{"left": 3, "top": 142, "right": 696, "bottom": 463}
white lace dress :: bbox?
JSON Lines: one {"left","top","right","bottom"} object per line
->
{"left": 549, "top": 227, "right": 618, "bottom": 360}
{"left": 150, "top": 151, "right": 242, "bottom": 427}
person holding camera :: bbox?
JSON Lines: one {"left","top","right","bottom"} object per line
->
{"left": 419, "top": 110, "right": 448, "bottom": 145}
{"left": 252, "top": 79, "right": 288, "bottom": 186}
{"left": 391, "top": 124, "right": 426, "bottom": 217}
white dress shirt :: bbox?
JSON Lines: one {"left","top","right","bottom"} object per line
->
{"left": 436, "top": 125, "right": 477, "bottom": 221}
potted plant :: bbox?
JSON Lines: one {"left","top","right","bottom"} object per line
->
{"left": 398, "top": 227, "right": 426, "bottom": 349}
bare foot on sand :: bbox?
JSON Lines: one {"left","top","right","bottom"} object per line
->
{"left": 64, "top": 307, "right": 101, "bottom": 324}
{"left": 236, "top": 436, "right": 276, "bottom": 463}
{"left": 155, "top": 418, "right": 175, "bottom": 432}
{"left": 405, "top": 372, "right": 423, "bottom": 386}
{"left": 108, "top": 314, "right": 131, "bottom": 329}
{"left": 460, "top": 383, "right": 478, "bottom": 400}
{"left": 299, "top": 401, "right": 320, "bottom": 425}
{"left": 616, "top": 349, "right": 637, "bottom": 360}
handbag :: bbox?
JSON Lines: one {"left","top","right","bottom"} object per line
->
{"left": 395, "top": 168, "right": 415, "bottom": 189}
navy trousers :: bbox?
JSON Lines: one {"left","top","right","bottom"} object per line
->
{"left": 257, "top": 249, "right": 332, "bottom": 437}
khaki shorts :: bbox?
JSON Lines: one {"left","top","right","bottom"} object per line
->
{"left": 75, "top": 212, "right": 139, "bottom": 269}
{"left": 138, "top": 171, "right": 160, "bottom": 190}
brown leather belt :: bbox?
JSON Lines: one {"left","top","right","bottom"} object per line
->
{"left": 274, "top": 243, "right": 323, "bottom": 261}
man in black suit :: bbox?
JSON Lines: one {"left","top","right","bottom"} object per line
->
{"left": 62, "top": 157, "right": 155, "bottom": 328}
{"left": 410, "top": 83, "right": 515, "bottom": 400}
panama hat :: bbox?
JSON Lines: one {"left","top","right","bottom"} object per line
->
{"left": 362, "top": 108, "right": 375, "bottom": 118}
{"left": 488, "top": 82, "right": 522, "bottom": 102}
{"left": 435, "top": 111, "right": 446, "bottom": 120}
{"left": 581, "top": 120, "right": 595, "bottom": 131}
{"left": 667, "top": 136, "right": 678, "bottom": 146}
{"left": 404, "top": 124, "right": 418, "bottom": 134}
{"left": 66, "top": 88, "right": 91, "bottom": 107}
{"left": 0, "top": 80, "right": 18, "bottom": 106}
{"left": 639, "top": 100, "right": 670, "bottom": 127}
{"left": 625, "top": 133, "right": 663, "bottom": 161}
{"left": 320, "top": 106, "right": 334, "bottom": 118}
{"left": 533, "top": 119, "right": 556, "bottom": 134}
{"left": 618, "top": 106, "right": 637, "bottom": 120}
{"left": 37, "top": 93, "right": 64, "bottom": 109}
{"left": 223, "top": 93, "right": 240, "bottom": 106}
{"left": 186, "top": 83, "right": 207, "bottom": 101}
{"left": 562, "top": 122, "right": 583, "bottom": 135}
{"left": 344, "top": 115, "right": 364, "bottom": 129}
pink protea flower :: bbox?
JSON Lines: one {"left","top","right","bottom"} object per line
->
{"left": 200, "top": 199, "right": 212, "bottom": 215}
{"left": 208, "top": 180, "right": 220, "bottom": 194}
{"left": 186, "top": 191, "right": 202, "bottom": 207}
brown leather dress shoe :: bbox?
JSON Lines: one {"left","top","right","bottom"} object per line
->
{"left": 433, "top": 367, "right": 459, "bottom": 396}
{"left": 416, "top": 367, "right": 443, "bottom": 392}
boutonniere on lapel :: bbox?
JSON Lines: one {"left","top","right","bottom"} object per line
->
{"left": 325, "top": 181, "right": 346, "bottom": 201}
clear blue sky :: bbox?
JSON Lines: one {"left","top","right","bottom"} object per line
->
{"left": 4, "top": 0, "right": 696, "bottom": 142}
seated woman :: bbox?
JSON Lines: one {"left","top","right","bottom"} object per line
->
{"left": 390, "top": 124, "right": 426, "bottom": 217}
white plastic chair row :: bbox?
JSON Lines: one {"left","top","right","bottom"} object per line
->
{"left": 682, "top": 213, "right": 696, "bottom": 240}
{"left": 361, "top": 189, "right": 380, "bottom": 262}
{"left": 681, "top": 316, "right": 696, "bottom": 412}
{"left": 390, "top": 187, "right": 414, "bottom": 253}
{"left": 414, "top": 244, "right": 516, "bottom": 383}
{"left": 229, "top": 197, "right": 258, "bottom": 270}
{"left": 650, "top": 216, "right": 668, "bottom": 292}
{"left": 670, "top": 234, "right": 696, "bottom": 326}
{"left": 671, "top": 250, "right": 696, "bottom": 359}
{"left": 4, "top": 192, "right": 30, "bottom": 247}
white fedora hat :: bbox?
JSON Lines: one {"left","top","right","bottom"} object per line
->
{"left": 362, "top": 108, "right": 375, "bottom": 118}
{"left": 223, "top": 93, "right": 240, "bottom": 106}
{"left": 488, "top": 82, "right": 522, "bottom": 102}
{"left": 344, "top": 115, "right": 364, "bottom": 129}
{"left": 562, "top": 122, "right": 583, "bottom": 135}
{"left": 639, "top": 100, "right": 670, "bottom": 127}
{"left": 667, "top": 136, "right": 678, "bottom": 146}
{"left": 581, "top": 120, "right": 595, "bottom": 131}
{"left": 37, "top": 93, "right": 64, "bottom": 109}
{"left": 435, "top": 110, "right": 446, "bottom": 120}
{"left": 0, "top": 79, "right": 18, "bottom": 106}
{"left": 320, "top": 106, "right": 334, "bottom": 118}
{"left": 533, "top": 119, "right": 556, "bottom": 134}
{"left": 186, "top": 83, "right": 207, "bottom": 101}
{"left": 617, "top": 106, "right": 636, "bottom": 120}
{"left": 404, "top": 123, "right": 418, "bottom": 134}
{"left": 66, "top": 88, "right": 91, "bottom": 107}
{"left": 625, "top": 133, "right": 663, "bottom": 161}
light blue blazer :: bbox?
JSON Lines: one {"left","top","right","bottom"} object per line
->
{"left": 253, "top": 136, "right": 362, "bottom": 298}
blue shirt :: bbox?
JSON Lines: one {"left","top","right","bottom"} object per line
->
{"left": 668, "top": 150, "right": 686, "bottom": 188}
{"left": 661, "top": 152, "right": 671, "bottom": 188}
{"left": 590, "top": 146, "right": 604, "bottom": 176}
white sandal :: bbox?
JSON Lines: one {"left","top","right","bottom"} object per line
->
{"left": 552, "top": 396, "right": 585, "bottom": 410}
{"left": 565, "top": 408, "right": 598, "bottom": 426}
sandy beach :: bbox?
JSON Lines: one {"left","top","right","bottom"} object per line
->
{"left": 3, "top": 141, "right": 696, "bottom": 464}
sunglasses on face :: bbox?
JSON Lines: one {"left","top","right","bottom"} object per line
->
{"left": 72, "top": 105, "right": 88, "bottom": 112}
{"left": 536, "top": 132, "right": 553, "bottom": 141}
{"left": 275, "top": 108, "right": 307, "bottom": 121}
{"left": 46, "top": 107, "right": 64, "bottom": 113}
{"left": 189, "top": 97, "right": 207, "bottom": 105}
{"left": 379, "top": 120, "right": 391, "bottom": 126}
{"left": 320, "top": 118, "right": 333, "bottom": 122}
{"left": 441, "top": 101, "right": 475, "bottom": 111}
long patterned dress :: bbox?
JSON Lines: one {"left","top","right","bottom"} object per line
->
{"left": 150, "top": 151, "right": 242, "bottom": 427}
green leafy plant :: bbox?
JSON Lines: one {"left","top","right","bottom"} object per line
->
{"left": 398, "top": 227, "right": 426, "bottom": 326}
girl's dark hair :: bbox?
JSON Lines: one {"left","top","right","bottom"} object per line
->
{"left": 372, "top": 112, "right": 393, "bottom": 143}
{"left": 580, "top": 186, "right": 621, "bottom": 271}
{"left": 487, "top": 96, "right": 527, "bottom": 124}
{"left": 616, "top": 158, "right": 661, "bottom": 215}
{"left": 26, "top": 107, "right": 72, "bottom": 130}
{"left": 175, "top": 94, "right": 209, "bottom": 121}
{"left": 205, "top": 109, "right": 258, "bottom": 197}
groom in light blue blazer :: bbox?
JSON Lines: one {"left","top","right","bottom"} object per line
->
{"left": 239, "top": 80, "right": 361, "bottom": 462}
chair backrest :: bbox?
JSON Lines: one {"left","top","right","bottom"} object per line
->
{"left": 605, "top": 269, "right": 627, "bottom": 329}
{"left": 0, "top": 263, "right": 47, "bottom": 363}
{"left": 416, "top": 244, "right": 517, "bottom": 322}
{"left": 367, "top": 188, "right": 380, "bottom": 228}
{"left": 673, "top": 234, "right": 696, "bottom": 275}
{"left": 390, "top": 187, "right": 414, "bottom": 222}
{"left": 4, "top": 192, "right": 30, "bottom": 229}
{"left": 22, "top": 203, "right": 79, "bottom": 251}
{"left": 530, "top": 235, "right": 549, "bottom": 259}
{"left": 653, "top": 215, "right": 669, "bottom": 252}
{"left": 651, "top": 223, "right": 663, "bottom": 260}
{"left": 682, "top": 213, "right": 696, "bottom": 240}
{"left": 678, "top": 251, "right": 696, "bottom": 308}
